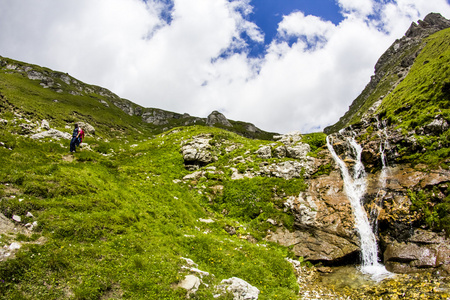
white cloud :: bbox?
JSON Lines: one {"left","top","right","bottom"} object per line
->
{"left": 0, "top": 0, "right": 450, "bottom": 133}
{"left": 277, "top": 11, "right": 336, "bottom": 47}
{"left": 337, "top": 0, "right": 375, "bottom": 17}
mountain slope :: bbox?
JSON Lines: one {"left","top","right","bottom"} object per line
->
{"left": 0, "top": 55, "right": 276, "bottom": 140}
{"left": 324, "top": 13, "right": 450, "bottom": 134}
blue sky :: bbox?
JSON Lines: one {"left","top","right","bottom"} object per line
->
{"left": 251, "top": 0, "right": 344, "bottom": 40}
{"left": 1, "top": 0, "right": 450, "bottom": 133}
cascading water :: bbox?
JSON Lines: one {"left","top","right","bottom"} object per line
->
{"left": 371, "top": 117, "right": 391, "bottom": 234}
{"left": 326, "top": 133, "right": 391, "bottom": 281}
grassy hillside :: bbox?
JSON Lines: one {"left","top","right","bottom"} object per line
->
{"left": 377, "top": 28, "right": 450, "bottom": 164}
{"left": 0, "top": 56, "right": 277, "bottom": 141}
{"left": 0, "top": 56, "right": 324, "bottom": 298}
{"left": 325, "top": 26, "right": 450, "bottom": 134}
{"left": 0, "top": 119, "right": 314, "bottom": 299}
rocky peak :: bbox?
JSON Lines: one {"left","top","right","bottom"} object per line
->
{"left": 405, "top": 12, "right": 450, "bottom": 38}
{"left": 206, "top": 110, "right": 232, "bottom": 127}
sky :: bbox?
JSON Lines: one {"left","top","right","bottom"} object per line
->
{"left": 0, "top": 1, "right": 450, "bottom": 134}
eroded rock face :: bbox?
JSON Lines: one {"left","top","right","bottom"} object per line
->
{"left": 383, "top": 229, "right": 450, "bottom": 274}
{"left": 269, "top": 168, "right": 360, "bottom": 263}
{"left": 267, "top": 228, "right": 359, "bottom": 263}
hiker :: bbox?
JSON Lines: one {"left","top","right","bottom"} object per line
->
{"left": 76, "top": 126, "right": 85, "bottom": 147}
{"left": 70, "top": 123, "right": 80, "bottom": 153}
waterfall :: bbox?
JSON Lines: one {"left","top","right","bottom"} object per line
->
{"left": 372, "top": 117, "right": 390, "bottom": 234}
{"left": 326, "top": 134, "right": 391, "bottom": 280}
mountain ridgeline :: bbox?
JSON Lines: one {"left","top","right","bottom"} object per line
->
{"left": 0, "top": 12, "right": 450, "bottom": 300}
{"left": 0, "top": 57, "right": 276, "bottom": 141}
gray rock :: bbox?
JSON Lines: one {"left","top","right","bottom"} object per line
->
{"left": 274, "top": 131, "right": 303, "bottom": 146}
{"left": 206, "top": 111, "right": 232, "bottom": 127}
{"left": 78, "top": 122, "right": 95, "bottom": 135}
{"left": 181, "top": 134, "right": 217, "bottom": 167}
{"left": 286, "top": 143, "right": 311, "bottom": 159}
{"left": 424, "top": 117, "right": 449, "bottom": 135}
{"left": 255, "top": 145, "right": 271, "bottom": 159}
{"left": 41, "top": 119, "right": 50, "bottom": 130}
{"left": 30, "top": 129, "right": 71, "bottom": 140}
{"left": 273, "top": 146, "right": 286, "bottom": 158}
{"left": 218, "top": 277, "right": 260, "bottom": 300}
{"left": 258, "top": 160, "right": 315, "bottom": 179}
{"left": 27, "top": 70, "right": 45, "bottom": 80}
{"left": 178, "top": 275, "right": 201, "bottom": 293}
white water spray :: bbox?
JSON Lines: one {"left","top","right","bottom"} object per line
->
{"left": 326, "top": 134, "right": 391, "bottom": 280}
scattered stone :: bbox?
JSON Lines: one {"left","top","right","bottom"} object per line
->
{"left": 9, "top": 242, "right": 21, "bottom": 250}
{"left": 198, "top": 218, "right": 215, "bottom": 223}
{"left": 30, "top": 129, "right": 71, "bottom": 140}
{"left": 178, "top": 275, "right": 201, "bottom": 294}
{"left": 12, "top": 215, "right": 21, "bottom": 222}
{"left": 255, "top": 145, "right": 271, "bottom": 159}
{"left": 181, "top": 257, "right": 198, "bottom": 267}
{"left": 217, "top": 277, "right": 260, "bottom": 300}
{"left": 41, "top": 119, "right": 50, "bottom": 130}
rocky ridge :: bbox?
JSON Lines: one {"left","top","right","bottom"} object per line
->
{"left": 324, "top": 12, "right": 450, "bottom": 134}
{"left": 0, "top": 56, "right": 274, "bottom": 140}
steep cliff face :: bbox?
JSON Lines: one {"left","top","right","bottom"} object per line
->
{"left": 324, "top": 13, "right": 450, "bottom": 134}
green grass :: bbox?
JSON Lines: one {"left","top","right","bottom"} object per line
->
{"left": 0, "top": 120, "right": 302, "bottom": 299}
{"left": 0, "top": 57, "right": 299, "bottom": 298}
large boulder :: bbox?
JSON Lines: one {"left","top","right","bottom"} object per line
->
{"left": 181, "top": 134, "right": 217, "bottom": 170}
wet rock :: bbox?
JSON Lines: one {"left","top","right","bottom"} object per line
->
{"left": 266, "top": 228, "right": 359, "bottom": 263}
{"left": 383, "top": 229, "right": 450, "bottom": 274}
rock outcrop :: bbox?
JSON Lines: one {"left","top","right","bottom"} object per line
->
{"left": 206, "top": 110, "right": 232, "bottom": 127}
{"left": 181, "top": 134, "right": 218, "bottom": 170}
{"left": 383, "top": 229, "right": 450, "bottom": 274}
